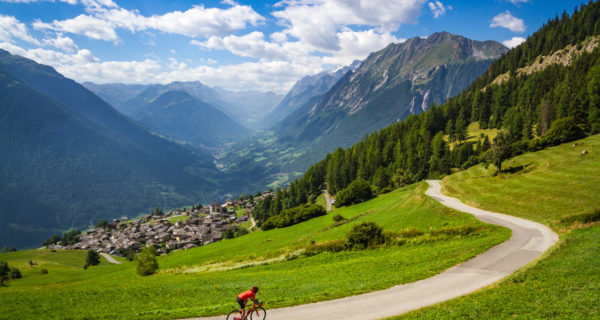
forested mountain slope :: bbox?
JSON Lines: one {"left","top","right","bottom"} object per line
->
{"left": 0, "top": 51, "right": 225, "bottom": 249}
{"left": 251, "top": 1, "right": 600, "bottom": 223}
{"left": 131, "top": 90, "right": 250, "bottom": 149}
{"left": 221, "top": 32, "right": 507, "bottom": 191}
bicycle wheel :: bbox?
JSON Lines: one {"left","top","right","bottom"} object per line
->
{"left": 226, "top": 309, "right": 244, "bottom": 320}
{"left": 250, "top": 307, "right": 266, "bottom": 320}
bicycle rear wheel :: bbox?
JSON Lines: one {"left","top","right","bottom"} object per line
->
{"left": 250, "top": 307, "right": 266, "bottom": 320}
{"left": 226, "top": 309, "right": 244, "bottom": 320}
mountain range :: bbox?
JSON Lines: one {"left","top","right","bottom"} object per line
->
{"left": 0, "top": 49, "right": 225, "bottom": 248}
{"left": 221, "top": 32, "right": 508, "bottom": 190}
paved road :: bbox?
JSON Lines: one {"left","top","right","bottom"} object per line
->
{"left": 323, "top": 189, "right": 332, "bottom": 211}
{"left": 100, "top": 252, "right": 121, "bottom": 264}
{"left": 185, "top": 180, "right": 558, "bottom": 320}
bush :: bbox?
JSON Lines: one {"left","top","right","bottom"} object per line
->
{"left": 336, "top": 179, "right": 374, "bottom": 207}
{"left": 40, "top": 268, "right": 48, "bottom": 275}
{"left": 43, "top": 234, "right": 61, "bottom": 246}
{"left": 346, "top": 222, "right": 384, "bottom": 249}
{"left": 235, "top": 228, "right": 249, "bottom": 237}
{"left": 304, "top": 240, "right": 347, "bottom": 256}
{"left": 1, "top": 246, "right": 17, "bottom": 253}
{"left": 9, "top": 267, "right": 21, "bottom": 279}
{"left": 222, "top": 228, "right": 235, "bottom": 239}
{"left": 332, "top": 214, "right": 345, "bottom": 222}
{"left": 85, "top": 250, "right": 100, "bottom": 267}
{"left": 430, "top": 225, "right": 478, "bottom": 237}
{"left": 135, "top": 246, "right": 159, "bottom": 276}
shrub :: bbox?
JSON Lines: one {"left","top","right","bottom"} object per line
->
{"left": 332, "top": 214, "right": 345, "bottom": 222}
{"left": 136, "top": 246, "right": 159, "bottom": 276}
{"left": 336, "top": 179, "right": 374, "bottom": 207}
{"left": 40, "top": 268, "right": 48, "bottom": 275}
{"left": 60, "top": 229, "right": 81, "bottom": 246}
{"left": 430, "top": 225, "right": 478, "bottom": 237}
{"left": 235, "top": 228, "right": 249, "bottom": 237}
{"left": 1, "top": 246, "right": 17, "bottom": 253}
{"left": 9, "top": 267, "right": 21, "bottom": 279}
{"left": 85, "top": 250, "right": 100, "bottom": 267}
{"left": 42, "top": 234, "right": 61, "bottom": 246}
{"left": 346, "top": 222, "right": 384, "bottom": 249}
{"left": 304, "top": 240, "right": 347, "bottom": 256}
{"left": 222, "top": 228, "right": 235, "bottom": 239}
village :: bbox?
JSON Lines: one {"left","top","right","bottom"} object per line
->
{"left": 48, "top": 192, "right": 274, "bottom": 256}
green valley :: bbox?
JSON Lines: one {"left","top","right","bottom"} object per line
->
{"left": 0, "top": 183, "right": 509, "bottom": 319}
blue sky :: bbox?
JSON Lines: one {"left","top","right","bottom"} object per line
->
{"left": 0, "top": 0, "right": 590, "bottom": 93}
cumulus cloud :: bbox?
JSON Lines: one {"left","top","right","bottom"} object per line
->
{"left": 502, "top": 36, "right": 526, "bottom": 48}
{"left": 322, "top": 29, "right": 404, "bottom": 66}
{"left": 0, "top": 14, "right": 41, "bottom": 44}
{"left": 33, "top": 3, "right": 265, "bottom": 43}
{"left": 42, "top": 33, "right": 79, "bottom": 52}
{"left": 428, "top": 1, "right": 451, "bottom": 18}
{"left": 508, "top": 0, "right": 530, "bottom": 4}
{"left": 490, "top": 11, "right": 526, "bottom": 33}
{"left": 272, "top": 0, "right": 425, "bottom": 51}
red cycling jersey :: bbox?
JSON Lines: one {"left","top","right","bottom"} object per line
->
{"left": 238, "top": 290, "right": 255, "bottom": 301}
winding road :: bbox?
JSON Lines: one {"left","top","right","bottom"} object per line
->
{"left": 186, "top": 180, "right": 558, "bottom": 320}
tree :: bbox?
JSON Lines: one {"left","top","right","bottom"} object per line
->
{"left": 484, "top": 133, "right": 512, "bottom": 174}
{"left": 95, "top": 219, "right": 108, "bottom": 228}
{"left": 43, "top": 234, "right": 61, "bottom": 246}
{"left": 136, "top": 246, "right": 159, "bottom": 276}
{"left": 152, "top": 207, "right": 163, "bottom": 216}
{"left": 1, "top": 246, "right": 16, "bottom": 253}
{"left": 85, "top": 250, "right": 100, "bottom": 267}
{"left": 336, "top": 179, "right": 373, "bottom": 207}
{"left": 0, "top": 261, "right": 9, "bottom": 285}
{"left": 346, "top": 222, "right": 384, "bottom": 249}
{"left": 9, "top": 267, "right": 21, "bottom": 279}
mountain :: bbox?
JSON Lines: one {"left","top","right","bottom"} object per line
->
{"left": 263, "top": 1, "right": 600, "bottom": 214}
{"left": 221, "top": 32, "right": 508, "bottom": 190}
{"left": 86, "top": 81, "right": 283, "bottom": 131}
{"left": 81, "top": 82, "right": 147, "bottom": 111}
{"left": 263, "top": 60, "right": 361, "bottom": 128}
{"left": 0, "top": 50, "right": 226, "bottom": 248}
{"left": 211, "top": 87, "right": 283, "bottom": 130}
{"left": 131, "top": 90, "right": 250, "bottom": 149}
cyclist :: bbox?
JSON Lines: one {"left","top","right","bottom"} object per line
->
{"left": 236, "top": 286, "right": 259, "bottom": 319}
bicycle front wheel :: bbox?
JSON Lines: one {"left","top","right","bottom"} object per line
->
{"left": 226, "top": 309, "right": 243, "bottom": 320}
{"left": 250, "top": 307, "right": 266, "bottom": 320}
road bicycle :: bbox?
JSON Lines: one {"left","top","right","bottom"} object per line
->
{"left": 226, "top": 300, "right": 266, "bottom": 320}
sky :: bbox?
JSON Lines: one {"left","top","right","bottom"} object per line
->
{"left": 0, "top": 0, "right": 591, "bottom": 94}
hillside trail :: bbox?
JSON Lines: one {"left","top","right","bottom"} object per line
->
{"left": 323, "top": 189, "right": 332, "bottom": 211}
{"left": 184, "top": 180, "right": 558, "bottom": 320}
{"left": 100, "top": 252, "right": 121, "bottom": 264}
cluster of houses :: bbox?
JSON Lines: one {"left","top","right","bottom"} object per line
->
{"left": 49, "top": 200, "right": 260, "bottom": 255}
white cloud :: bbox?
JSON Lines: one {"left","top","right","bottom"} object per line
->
{"left": 272, "top": 0, "right": 426, "bottom": 51}
{"left": 502, "top": 36, "right": 526, "bottom": 48}
{"left": 191, "top": 32, "right": 291, "bottom": 60}
{"left": 42, "top": 33, "right": 79, "bottom": 52}
{"left": 490, "top": 11, "right": 526, "bottom": 33}
{"left": 33, "top": 14, "right": 119, "bottom": 43}
{"left": 428, "top": 1, "right": 451, "bottom": 18}
{"left": 322, "top": 29, "right": 404, "bottom": 66}
{"left": 508, "top": 0, "right": 530, "bottom": 4}
{"left": 0, "top": 14, "right": 40, "bottom": 44}
{"left": 33, "top": 4, "right": 265, "bottom": 43}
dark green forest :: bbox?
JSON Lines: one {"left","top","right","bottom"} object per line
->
{"left": 251, "top": 0, "right": 600, "bottom": 223}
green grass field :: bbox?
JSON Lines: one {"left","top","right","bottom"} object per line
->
{"left": 0, "top": 183, "right": 509, "bottom": 320}
{"left": 391, "top": 134, "right": 600, "bottom": 319}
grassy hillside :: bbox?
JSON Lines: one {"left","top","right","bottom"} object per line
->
{"left": 0, "top": 183, "right": 509, "bottom": 319}
{"left": 392, "top": 134, "right": 600, "bottom": 319}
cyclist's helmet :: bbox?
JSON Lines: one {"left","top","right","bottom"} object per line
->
{"left": 252, "top": 286, "right": 259, "bottom": 293}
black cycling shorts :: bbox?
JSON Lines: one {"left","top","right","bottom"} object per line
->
{"left": 237, "top": 297, "right": 246, "bottom": 309}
